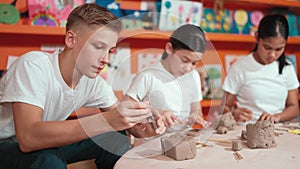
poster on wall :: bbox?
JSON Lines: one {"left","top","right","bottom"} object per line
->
{"left": 107, "top": 47, "right": 134, "bottom": 93}
{"left": 198, "top": 64, "right": 223, "bottom": 99}
{"left": 28, "top": 0, "right": 83, "bottom": 27}
{"left": 159, "top": 0, "right": 203, "bottom": 31}
{"left": 138, "top": 53, "right": 161, "bottom": 71}
{"left": 224, "top": 54, "right": 248, "bottom": 72}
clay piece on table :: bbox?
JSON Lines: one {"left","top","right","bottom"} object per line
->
{"left": 161, "top": 133, "right": 197, "bottom": 161}
{"left": 232, "top": 140, "right": 243, "bottom": 151}
{"left": 241, "top": 130, "right": 247, "bottom": 140}
{"left": 186, "top": 129, "right": 201, "bottom": 137}
{"left": 216, "top": 112, "right": 236, "bottom": 134}
{"left": 216, "top": 126, "right": 228, "bottom": 134}
{"left": 245, "top": 120, "right": 277, "bottom": 149}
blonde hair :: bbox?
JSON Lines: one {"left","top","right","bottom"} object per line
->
{"left": 66, "top": 4, "right": 122, "bottom": 33}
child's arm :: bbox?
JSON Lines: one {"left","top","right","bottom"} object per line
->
{"left": 189, "top": 102, "right": 210, "bottom": 128}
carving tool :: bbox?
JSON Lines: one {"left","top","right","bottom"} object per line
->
{"left": 136, "top": 95, "right": 157, "bottom": 130}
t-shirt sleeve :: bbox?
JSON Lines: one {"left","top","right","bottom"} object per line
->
{"left": 0, "top": 58, "right": 48, "bottom": 110}
{"left": 222, "top": 63, "right": 244, "bottom": 95}
{"left": 192, "top": 70, "right": 202, "bottom": 102}
{"left": 285, "top": 65, "right": 299, "bottom": 90}
{"left": 84, "top": 77, "right": 118, "bottom": 109}
{"left": 126, "top": 73, "right": 151, "bottom": 101}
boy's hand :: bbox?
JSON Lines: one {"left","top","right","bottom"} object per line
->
{"left": 106, "top": 100, "right": 152, "bottom": 131}
{"left": 154, "top": 109, "right": 177, "bottom": 128}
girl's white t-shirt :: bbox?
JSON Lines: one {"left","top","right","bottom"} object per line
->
{"left": 126, "top": 61, "right": 202, "bottom": 120}
{"left": 222, "top": 53, "right": 299, "bottom": 121}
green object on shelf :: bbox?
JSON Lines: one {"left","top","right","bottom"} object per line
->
{"left": 0, "top": 3, "right": 20, "bottom": 24}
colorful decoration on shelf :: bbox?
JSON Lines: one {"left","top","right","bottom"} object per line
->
{"left": 159, "top": 0, "right": 203, "bottom": 31}
{"left": 2, "top": 0, "right": 28, "bottom": 17}
{"left": 30, "top": 12, "right": 59, "bottom": 26}
{"left": 119, "top": 0, "right": 158, "bottom": 30}
{"left": 231, "top": 9, "right": 264, "bottom": 35}
{"left": 95, "top": 0, "right": 120, "bottom": 18}
{"left": 201, "top": 8, "right": 232, "bottom": 33}
{"left": 249, "top": 11, "right": 264, "bottom": 35}
{"left": 233, "top": 9, "right": 248, "bottom": 34}
{"left": 28, "top": 0, "right": 83, "bottom": 27}
{"left": 0, "top": 3, "right": 20, "bottom": 24}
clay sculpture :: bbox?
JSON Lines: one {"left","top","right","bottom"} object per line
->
{"left": 216, "top": 112, "right": 236, "bottom": 134}
{"left": 245, "top": 120, "right": 277, "bottom": 149}
{"left": 161, "top": 133, "right": 196, "bottom": 161}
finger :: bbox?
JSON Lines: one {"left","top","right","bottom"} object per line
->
{"left": 239, "top": 112, "right": 251, "bottom": 122}
{"left": 240, "top": 111, "right": 253, "bottom": 119}
{"left": 164, "top": 116, "right": 175, "bottom": 127}
{"left": 156, "top": 126, "right": 166, "bottom": 135}
{"left": 128, "top": 101, "right": 150, "bottom": 109}
{"left": 126, "top": 114, "right": 153, "bottom": 123}
{"left": 265, "top": 115, "right": 272, "bottom": 121}
{"left": 151, "top": 109, "right": 162, "bottom": 119}
{"left": 258, "top": 114, "right": 267, "bottom": 121}
{"left": 155, "top": 120, "right": 166, "bottom": 134}
{"left": 242, "top": 108, "right": 253, "bottom": 114}
{"left": 125, "top": 109, "right": 152, "bottom": 118}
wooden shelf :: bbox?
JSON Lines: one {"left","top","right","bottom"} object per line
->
{"left": 120, "top": 29, "right": 300, "bottom": 44}
{"left": 227, "top": 0, "right": 300, "bottom": 8}
{"left": 1, "top": 24, "right": 300, "bottom": 44}
{"left": 0, "top": 24, "right": 65, "bottom": 36}
{"left": 200, "top": 0, "right": 300, "bottom": 13}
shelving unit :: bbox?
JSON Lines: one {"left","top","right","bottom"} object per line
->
{"left": 1, "top": 0, "right": 300, "bottom": 114}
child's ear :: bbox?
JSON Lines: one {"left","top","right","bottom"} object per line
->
{"left": 165, "top": 42, "right": 173, "bottom": 55}
{"left": 65, "top": 30, "right": 76, "bottom": 48}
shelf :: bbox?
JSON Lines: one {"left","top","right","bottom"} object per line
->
{"left": 120, "top": 29, "right": 300, "bottom": 44}
{"left": 200, "top": 0, "right": 300, "bottom": 13}
{"left": 227, "top": 0, "right": 300, "bottom": 8}
{"left": 2, "top": 24, "right": 300, "bottom": 44}
{"left": 0, "top": 24, "right": 65, "bottom": 36}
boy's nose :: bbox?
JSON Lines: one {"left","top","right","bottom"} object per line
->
{"left": 100, "top": 53, "right": 109, "bottom": 64}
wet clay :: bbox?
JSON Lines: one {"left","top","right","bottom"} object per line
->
{"left": 216, "top": 112, "right": 236, "bottom": 134}
{"left": 161, "top": 133, "right": 197, "bottom": 161}
{"left": 245, "top": 120, "right": 277, "bottom": 149}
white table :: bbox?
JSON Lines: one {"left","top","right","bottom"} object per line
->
{"left": 115, "top": 123, "right": 300, "bottom": 169}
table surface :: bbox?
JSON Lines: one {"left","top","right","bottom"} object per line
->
{"left": 114, "top": 123, "right": 300, "bottom": 169}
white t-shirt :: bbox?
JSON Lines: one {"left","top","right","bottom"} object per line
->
{"left": 126, "top": 62, "right": 202, "bottom": 120}
{"left": 0, "top": 51, "right": 117, "bottom": 139}
{"left": 222, "top": 53, "right": 299, "bottom": 121}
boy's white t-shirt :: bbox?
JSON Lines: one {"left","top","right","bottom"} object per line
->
{"left": 0, "top": 51, "right": 117, "bottom": 139}
{"left": 126, "top": 61, "right": 202, "bottom": 120}
{"left": 222, "top": 53, "right": 299, "bottom": 121}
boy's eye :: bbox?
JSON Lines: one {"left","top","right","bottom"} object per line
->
{"left": 109, "top": 48, "right": 117, "bottom": 54}
{"left": 95, "top": 46, "right": 103, "bottom": 50}
{"left": 264, "top": 46, "right": 271, "bottom": 50}
{"left": 181, "top": 58, "right": 189, "bottom": 63}
{"left": 192, "top": 62, "right": 198, "bottom": 65}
